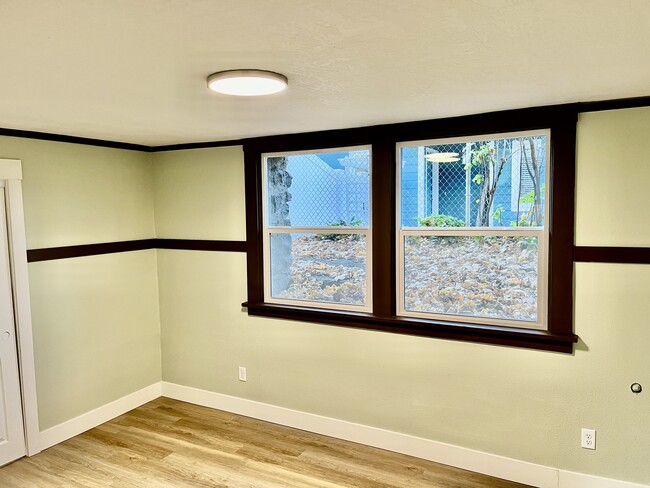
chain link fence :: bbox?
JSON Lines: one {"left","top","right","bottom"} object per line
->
{"left": 400, "top": 136, "right": 546, "bottom": 228}
{"left": 268, "top": 150, "right": 370, "bottom": 228}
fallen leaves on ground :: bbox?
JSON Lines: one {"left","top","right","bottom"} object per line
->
{"left": 275, "top": 235, "right": 538, "bottom": 322}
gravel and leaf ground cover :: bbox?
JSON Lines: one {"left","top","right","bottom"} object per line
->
{"left": 276, "top": 235, "right": 538, "bottom": 322}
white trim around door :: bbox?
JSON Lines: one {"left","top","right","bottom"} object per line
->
{"left": 0, "top": 159, "right": 41, "bottom": 456}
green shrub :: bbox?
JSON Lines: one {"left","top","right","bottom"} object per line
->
{"left": 327, "top": 217, "right": 362, "bottom": 227}
{"left": 320, "top": 217, "right": 362, "bottom": 241}
{"left": 417, "top": 214, "right": 465, "bottom": 227}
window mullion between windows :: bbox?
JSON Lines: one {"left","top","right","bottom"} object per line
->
{"left": 371, "top": 140, "right": 396, "bottom": 318}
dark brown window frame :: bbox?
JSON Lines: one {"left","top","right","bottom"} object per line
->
{"left": 242, "top": 104, "right": 579, "bottom": 353}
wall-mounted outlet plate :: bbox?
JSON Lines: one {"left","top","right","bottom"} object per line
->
{"left": 581, "top": 428, "right": 596, "bottom": 449}
{"left": 238, "top": 366, "right": 247, "bottom": 382}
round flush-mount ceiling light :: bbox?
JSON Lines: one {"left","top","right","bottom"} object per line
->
{"left": 207, "top": 69, "right": 288, "bottom": 96}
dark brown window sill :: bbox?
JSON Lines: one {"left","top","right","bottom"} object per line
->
{"left": 242, "top": 302, "right": 578, "bottom": 353}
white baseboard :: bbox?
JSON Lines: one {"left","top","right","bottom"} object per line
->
{"left": 37, "top": 382, "right": 161, "bottom": 452}
{"left": 559, "top": 471, "right": 649, "bottom": 488}
{"left": 161, "top": 382, "right": 557, "bottom": 487}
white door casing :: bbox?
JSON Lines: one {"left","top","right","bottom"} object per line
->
{"left": 0, "top": 182, "right": 26, "bottom": 466}
{"left": 0, "top": 159, "right": 40, "bottom": 461}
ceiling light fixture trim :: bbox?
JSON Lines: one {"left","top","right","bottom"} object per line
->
{"left": 207, "top": 69, "right": 288, "bottom": 96}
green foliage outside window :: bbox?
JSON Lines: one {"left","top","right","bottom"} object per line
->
{"left": 320, "top": 217, "right": 363, "bottom": 241}
{"left": 417, "top": 213, "right": 465, "bottom": 227}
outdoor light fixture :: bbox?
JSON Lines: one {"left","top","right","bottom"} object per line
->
{"left": 207, "top": 69, "right": 288, "bottom": 96}
{"left": 425, "top": 152, "right": 460, "bottom": 163}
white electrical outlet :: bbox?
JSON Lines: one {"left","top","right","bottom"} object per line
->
{"left": 581, "top": 428, "right": 596, "bottom": 450}
{"left": 238, "top": 366, "right": 247, "bottom": 382}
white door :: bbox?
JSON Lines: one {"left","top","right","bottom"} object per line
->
{"left": 0, "top": 183, "right": 26, "bottom": 466}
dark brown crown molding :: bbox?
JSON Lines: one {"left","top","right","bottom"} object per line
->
{"left": 149, "top": 139, "right": 246, "bottom": 152}
{"left": 3, "top": 95, "right": 650, "bottom": 152}
{"left": 152, "top": 96, "right": 650, "bottom": 152}
{"left": 578, "top": 96, "right": 650, "bottom": 113}
{"left": 0, "top": 128, "right": 152, "bottom": 152}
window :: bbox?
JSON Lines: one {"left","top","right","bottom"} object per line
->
{"left": 243, "top": 105, "right": 578, "bottom": 352}
{"left": 397, "top": 131, "right": 548, "bottom": 329}
{"left": 262, "top": 147, "right": 372, "bottom": 311}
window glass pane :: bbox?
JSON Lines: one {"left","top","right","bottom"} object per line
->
{"left": 400, "top": 136, "right": 546, "bottom": 228}
{"left": 267, "top": 149, "right": 370, "bottom": 227}
{"left": 270, "top": 233, "right": 367, "bottom": 306}
{"left": 403, "top": 235, "right": 538, "bottom": 322}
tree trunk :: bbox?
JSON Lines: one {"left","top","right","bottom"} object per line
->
{"left": 267, "top": 157, "right": 293, "bottom": 294}
{"left": 476, "top": 155, "right": 506, "bottom": 227}
{"left": 527, "top": 137, "right": 542, "bottom": 225}
{"left": 476, "top": 179, "right": 490, "bottom": 226}
{"left": 515, "top": 138, "right": 524, "bottom": 226}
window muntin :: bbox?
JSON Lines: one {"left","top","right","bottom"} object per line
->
{"left": 397, "top": 130, "right": 549, "bottom": 329}
{"left": 262, "top": 146, "right": 372, "bottom": 312}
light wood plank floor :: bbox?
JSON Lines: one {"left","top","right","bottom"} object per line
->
{"left": 0, "top": 398, "right": 531, "bottom": 487}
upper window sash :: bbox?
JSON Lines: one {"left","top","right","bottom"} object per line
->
{"left": 396, "top": 129, "right": 550, "bottom": 230}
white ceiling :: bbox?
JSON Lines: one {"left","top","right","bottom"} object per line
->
{"left": 2, "top": 0, "right": 650, "bottom": 146}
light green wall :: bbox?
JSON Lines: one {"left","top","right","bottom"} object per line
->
{"left": 153, "top": 146, "right": 245, "bottom": 240}
{"left": 576, "top": 108, "right": 650, "bottom": 246}
{"left": 0, "top": 136, "right": 155, "bottom": 249}
{"left": 0, "top": 136, "right": 161, "bottom": 430}
{"left": 29, "top": 251, "right": 161, "bottom": 429}
{"left": 155, "top": 110, "right": 650, "bottom": 485}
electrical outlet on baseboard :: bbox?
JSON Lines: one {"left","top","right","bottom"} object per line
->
{"left": 581, "top": 428, "right": 596, "bottom": 450}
